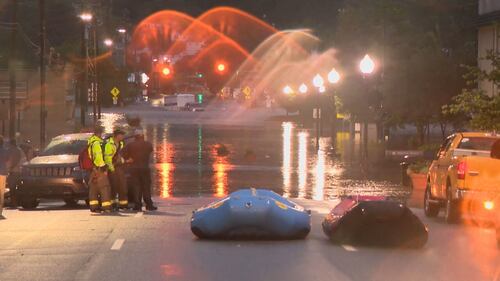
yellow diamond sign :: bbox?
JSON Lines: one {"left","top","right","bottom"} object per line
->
{"left": 110, "top": 87, "right": 120, "bottom": 97}
{"left": 242, "top": 86, "right": 251, "bottom": 96}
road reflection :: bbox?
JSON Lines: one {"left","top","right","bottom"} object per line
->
{"left": 156, "top": 126, "right": 174, "bottom": 198}
{"left": 212, "top": 146, "right": 230, "bottom": 198}
{"left": 313, "top": 149, "right": 325, "bottom": 201}
{"left": 127, "top": 121, "right": 406, "bottom": 200}
{"left": 297, "top": 132, "right": 308, "bottom": 198}
{"left": 282, "top": 122, "right": 293, "bottom": 197}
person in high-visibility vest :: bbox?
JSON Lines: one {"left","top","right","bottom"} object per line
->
{"left": 105, "top": 128, "right": 128, "bottom": 210}
{"left": 88, "top": 126, "right": 112, "bottom": 213}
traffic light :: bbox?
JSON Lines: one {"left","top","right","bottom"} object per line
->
{"left": 196, "top": 73, "right": 203, "bottom": 78}
{"left": 162, "top": 67, "right": 172, "bottom": 76}
{"left": 197, "top": 93, "right": 203, "bottom": 104}
{"left": 215, "top": 62, "right": 227, "bottom": 74}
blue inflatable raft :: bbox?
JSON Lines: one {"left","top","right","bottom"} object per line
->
{"left": 191, "top": 188, "right": 311, "bottom": 239}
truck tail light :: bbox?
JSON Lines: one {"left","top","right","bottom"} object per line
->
{"left": 457, "top": 161, "right": 467, "bottom": 180}
{"left": 484, "top": 201, "right": 495, "bottom": 211}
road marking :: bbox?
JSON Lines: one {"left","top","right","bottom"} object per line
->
{"left": 134, "top": 212, "right": 144, "bottom": 218}
{"left": 111, "top": 239, "right": 125, "bottom": 250}
{"left": 341, "top": 245, "right": 358, "bottom": 252}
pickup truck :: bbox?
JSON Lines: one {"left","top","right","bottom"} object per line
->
{"left": 424, "top": 132, "right": 500, "bottom": 225}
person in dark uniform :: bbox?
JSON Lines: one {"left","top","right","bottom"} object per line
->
{"left": 123, "top": 129, "right": 157, "bottom": 211}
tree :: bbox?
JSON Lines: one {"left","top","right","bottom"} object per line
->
{"left": 443, "top": 50, "right": 500, "bottom": 132}
{"left": 334, "top": 0, "right": 477, "bottom": 145}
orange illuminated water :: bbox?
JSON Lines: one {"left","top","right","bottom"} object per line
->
{"left": 212, "top": 145, "right": 230, "bottom": 197}
{"left": 128, "top": 7, "right": 277, "bottom": 90}
{"left": 126, "top": 6, "right": 343, "bottom": 98}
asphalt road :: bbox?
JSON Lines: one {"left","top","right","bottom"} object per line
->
{"left": 0, "top": 198, "right": 499, "bottom": 281}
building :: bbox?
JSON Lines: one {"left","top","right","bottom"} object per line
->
{"left": 0, "top": 67, "right": 76, "bottom": 148}
{"left": 477, "top": 0, "right": 500, "bottom": 97}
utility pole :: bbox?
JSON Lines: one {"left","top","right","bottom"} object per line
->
{"left": 96, "top": 27, "right": 101, "bottom": 119}
{"left": 39, "top": 0, "right": 47, "bottom": 148}
{"left": 8, "top": 0, "right": 18, "bottom": 140}
{"left": 80, "top": 20, "right": 86, "bottom": 128}
{"left": 92, "top": 24, "right": 97, "bottom": 124}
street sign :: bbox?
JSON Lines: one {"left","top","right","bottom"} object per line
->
{"left": 242, "top": 86, "right": 251, "bottom": 97}
{"left": 110, "top": 87, "right": 120, "bottom": 97}
{"left": 112, "top": 97, "right": 118, "bottom": 105}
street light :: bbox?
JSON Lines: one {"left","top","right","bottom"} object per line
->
{"left": 360, "top": 54, "right": 375, "bottom": 74}
{"left": 79, "top": 12, "right": 93, "bottom": 127}
{"left": 312, "top": 74, "right": 325, "bottom": 151}
{"left": 359, "top": 54, "right": 376, "bottom": 159}
{"left": 328, "top": 68, "right": 341, "bottom": 84}
{"left": 327, "top": 68, "right": 341, "bottom": 149}
{"left": 299, "top": 83, "right": 308, "bottom": 94}
{"left": 313, "top": 74, "right": 324, "bottom": 88}
{"left": 79, "top": 13, "right": 93, "bottom": 22}
{"left": 283, "top": 85, "right": 293, "bottom": 95}
{"left": 103, "top": 38, "right": 113, "bottom": 47}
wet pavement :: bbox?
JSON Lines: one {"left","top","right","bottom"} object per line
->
{"left": 1, "top": 198, "right": 499, "bottom": 281}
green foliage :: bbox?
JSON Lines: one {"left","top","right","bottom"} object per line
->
{"left": 442, "top": 49, "right": 500, "bottom": 132}
{"left": 334, "top": 0, "right": 476, "bottom": 137}
{"left": 443, "top": 89, "right": 500, "bottom": 131}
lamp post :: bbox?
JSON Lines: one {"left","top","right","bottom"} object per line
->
{"left": 39, "top": 0, "right": 46, "bottom": 148}
{"left": 327, "top": 68, "right": 341, "bottom": 150}
{"left": 282, "top": 85, "right": 293, "bottom": 116}
{"left": 299, "top": 83, "right": 308, "bottom": 95}
{"left": 313, "top": 74, "right": 324, "bottom": 151}
{"left": 359, "top": 54, "right": 375, "bottom": 159}
{"left": 103, "top": 38, "right": 113, "bottom": 47}
{"left": 79, "top": 12, "right": 92, "bottom": 127}
{"left": 117, "top": 28, "right": 127, "bottom": 67}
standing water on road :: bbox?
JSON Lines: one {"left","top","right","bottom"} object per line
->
{"left": 133, "top": 121, "right": 409, "bottom": 201}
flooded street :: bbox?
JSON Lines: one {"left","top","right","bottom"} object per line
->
{"left": 136, "top": 121, "right": 409, "bottom": 200}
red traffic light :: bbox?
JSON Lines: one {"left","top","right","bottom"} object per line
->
{"left": 162, "top": 67, "right": 172, "bottom": 76}
{"left": 215, "top": 62, "right": 227, "bottom": 74}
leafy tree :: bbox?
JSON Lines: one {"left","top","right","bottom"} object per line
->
{"left": 443, "top": 50, "right": 500, "bottom": 132}
{"left": 334, "top": 0, "right": 477, "bottom": 144}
